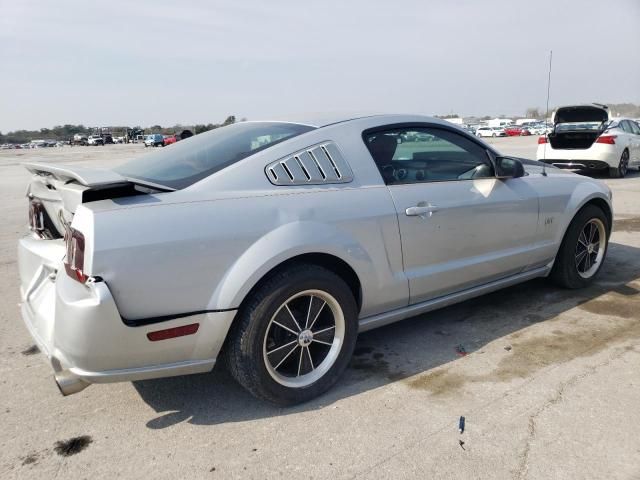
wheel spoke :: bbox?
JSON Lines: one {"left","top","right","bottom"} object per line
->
{"left": 588, "top": 222, "right": 597, "bottom": 243}
{"left": 285, "top": 304, "right": 303, "bottom": 332}
{"left": 312, "top": 325, "right": 335, "bottom": 336}
{"left": 274, "top": 344, "right": 299, "bottom": 371}
{"left": 578, "top": 231, "right": 589, "bottom": 247}
{"left": 267, "top": 339, "right": 297, "bottom": 356}
{"left": 296, "top": 347, "right": 304, "bottom": 377}
{"left": 312, "top": 338, "right": 333, "bottom": 346}
{"left": 305, "top": 346, "right": 314, "bottom": 371}
{"left": 575, "top": 250, "right": 588, "bottom": 270}
{"left": 584, "top": 250, "right": 592, "bottom": 270}
{"left": 308, "top": 300, "right": 326, "bottom": 331}
{"left": 305, "top": 296, "right": 314, "bottom": 329}
{"left": 272, "top": 319, "right": 298, "bottom": 336}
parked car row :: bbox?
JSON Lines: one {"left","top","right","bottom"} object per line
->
{"left": 1, "top": 140, "right": 66, "bottom": 149}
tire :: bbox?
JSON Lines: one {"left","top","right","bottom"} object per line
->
{"left": 609, "top": 149, "right": 629, "bottom": 178}
{"left": 492, "top": 133, "right": 497, "bottom": 137}
{"left": 550, "top": 204, "right": 609, "bottom": 289}
{"left": 226, "top": 264, "right": 358, "bottom": 405}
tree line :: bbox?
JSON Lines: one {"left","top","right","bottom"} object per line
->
{"left": 0, "top": 115, "right": 240, "bottom": 144}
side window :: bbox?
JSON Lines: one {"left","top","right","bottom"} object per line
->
{"left": 364, "top": 127, "right": 494, "bottom": 184}
{"left": 630, "top": 121, "right": 640, "bottom": 135}
{"left": 620, "top": 121, "right": 633, "bottom": 134}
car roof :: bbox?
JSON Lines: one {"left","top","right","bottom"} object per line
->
{"left": 247, "top": 114, "right": 457, "bottom": 129}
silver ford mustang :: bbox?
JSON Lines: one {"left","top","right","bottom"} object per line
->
{"left": 18, "top": 114, "right": 613, "bottom": 405}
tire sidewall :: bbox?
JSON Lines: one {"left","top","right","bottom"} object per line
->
{"left": 554, "top": 205, "right": 609, "bottom": 288}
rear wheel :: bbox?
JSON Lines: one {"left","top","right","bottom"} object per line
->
{"left": 550, "top": 205, "right": 609, "bottom": 288}
{"left": 226, "top": 264, "right": 358, "bottom": 405}
{"left": 609, "top": 149, "right": 629, "bottom": 178}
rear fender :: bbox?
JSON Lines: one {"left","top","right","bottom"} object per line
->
{"left": 207, "top": 221, "right": 372, "bottom": 312}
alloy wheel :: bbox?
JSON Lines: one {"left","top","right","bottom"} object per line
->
{"left": 575, "top": 218, "right": 606, "bottom": 278}
{"left": 263, "top": 290, "right": 345, "bottom": 388}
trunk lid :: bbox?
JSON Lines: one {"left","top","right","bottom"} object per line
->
{"left": 24, "top": 163, "right": 133, "bottom": 238}
{"left": 548, "top": 105, "right": 610, "bottom": 150}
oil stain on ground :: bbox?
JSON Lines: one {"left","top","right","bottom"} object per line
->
{"left": 21, "top": 453, "right": 38, "bottom": 466}
{"left": 614, "top": 217, "right": 640, "bottom": 232}
{"left": 407, "top": 288, "right": 640, "bottom": 396}
{"left": 21, "top": 345, "right": 39, "bottom": 356}
{"left": 53, "top": 436, "right": 93, "bottom": 457}
{"left": 350, "top": 350, "right": 405, "bottom": 381}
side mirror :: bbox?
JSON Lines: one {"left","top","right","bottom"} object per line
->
{"left": 495, "top": 156, "right": 525, "bottom": 179}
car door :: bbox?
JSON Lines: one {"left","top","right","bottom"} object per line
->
{"left": 363, "top": 125, "right": 540, "bottom": 305}
{"left": 625, "top": 120, "right": 640, "bottom": 165}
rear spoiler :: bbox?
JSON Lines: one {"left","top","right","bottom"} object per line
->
{"left": 24, "top": 162, "right": 128, "bottom": 188}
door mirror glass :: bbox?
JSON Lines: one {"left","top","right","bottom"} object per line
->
{"left": 495, "top": 156, "right": 525, "bottom": 179}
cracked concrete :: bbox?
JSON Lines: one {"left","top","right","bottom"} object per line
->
{"left": 516, "top": 345, "right": 637, "bottom": 480}
{"left": 1, "top": 137, "right": 639, "bottom": 479}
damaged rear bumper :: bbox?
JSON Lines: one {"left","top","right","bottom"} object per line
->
{"left": 18, "top": 235, "right": 236, "bottom": 395}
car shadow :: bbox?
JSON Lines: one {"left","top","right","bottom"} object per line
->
{"left": 133, "top": 240, "right": 640, "bottom": 429}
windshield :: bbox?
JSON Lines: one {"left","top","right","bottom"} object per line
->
{"left": 116, "top": 122, "right": 315, "bottom": 189}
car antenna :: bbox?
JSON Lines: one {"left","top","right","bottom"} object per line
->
{"left": 542, "top": 50, "right": 552, "bottom": 177}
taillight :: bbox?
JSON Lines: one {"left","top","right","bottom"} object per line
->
{"left": 538, "top": 136, "right": 548, "bottom": 144}
{"left": 596, "top": 135, "right": 616, "bottom": 145}
{"left": 64, "top": 227, "right": 87, "bottom": 283}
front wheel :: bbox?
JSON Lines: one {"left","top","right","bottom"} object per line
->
{"left": 550, "top": 205, "right": 609, "bottom": 288}
{"left": 226, "top": 264, "right": 358, "bottom": 405}
{"left": 492, "top": 133, "right": 497, "bottom": 137}
{"left": 609, "top": 150, "right": 629, "bottom": 178}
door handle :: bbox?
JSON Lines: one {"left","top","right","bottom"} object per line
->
{"left": 405, "top": 203, "right": 439, "bottom": 217}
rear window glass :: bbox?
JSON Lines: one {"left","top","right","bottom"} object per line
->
{"left": 556, "top": 122, "right": 603, "bottom": 132}
{"left": 116, "top": 122, "right": 315, "bottom": 189}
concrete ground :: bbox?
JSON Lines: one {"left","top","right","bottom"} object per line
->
{"left": 0, "top": 136, "right": 639, "bottom": 479}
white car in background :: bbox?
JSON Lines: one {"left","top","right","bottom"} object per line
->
{"left": 527, "top": 124, "right": 546, "bottom": 135}
{"left": 537, "top": 104, "right": 640, "bottom": 178}
{"left": 476, "top": 126, "right": 506, "bottom": 137}
{"left": 87, "top": 135, "right": 104, "bottom": 146}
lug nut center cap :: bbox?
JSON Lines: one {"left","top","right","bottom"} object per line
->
{"left": 298, "top": 329, "right": 313, "bottom": 347}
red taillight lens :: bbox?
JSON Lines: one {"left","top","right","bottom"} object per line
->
{"left": 64, "top": 227, "right": 87, "bottom": 283}
{"left": 596, "top": 135, "right": 616, "bottom": 145}
{"left": 538, "top": 136, "right": 548, "bottom": 144}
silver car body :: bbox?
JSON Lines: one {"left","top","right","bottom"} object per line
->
{"left": 18, "top": 114, "right": 612, "bottom": 392}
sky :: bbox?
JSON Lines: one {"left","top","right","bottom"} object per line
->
{"left": 0, "top": 0, "right": 639, "bottom": 131}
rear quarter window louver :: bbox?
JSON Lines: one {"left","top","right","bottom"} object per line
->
{"left": 265, "top": 142, "right": 353, "bottom": 186}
